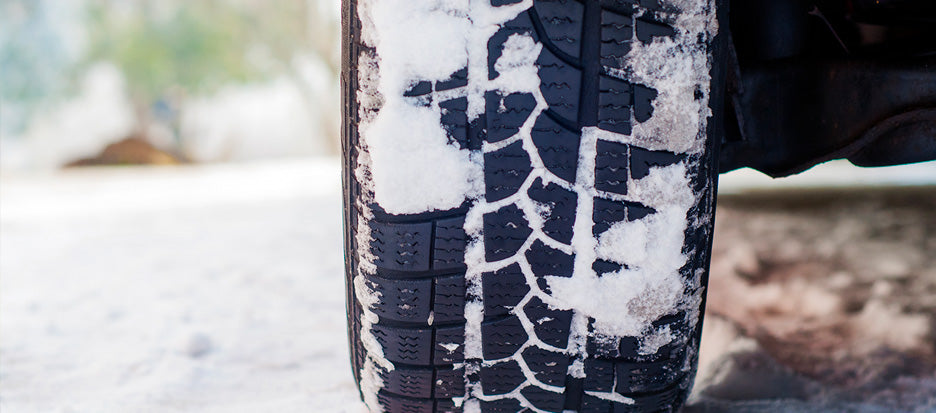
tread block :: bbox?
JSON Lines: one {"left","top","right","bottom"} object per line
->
{"left": 628, "top": 202, "right": 655, "bottom": 222}
{"left": 436, "top": 67, "right": 468, "bottom": 91}
{"left": 537, "top": 51, "right": 581, "bottom": 123}
{"left": 614, "top": 359, "right": 682, "bottom": 394}
{"left": 651, "top": 311, "right": 686, "bottom": 329}
{"left": 481, "top": 316, "right": 528, "bottom": 360}
{"left": 597, "top": 107, "right": 632, "bottom": 136}
{"left": 583, "top": 359, "right": 616, "bottom": 392}
{"left": 523, "top": 296, "right": 573, "bottom": 348}
{"left": 404, "top": 81, "right": 432, "bottom": 97}
{"left": 525, "top": 240, "right": 574, "bottom": 279}
{"left": 600, "top": 10, "right": 633, "bottom": 69}
{"left": 615, "top": 336, "right": 641, "bottom": 360}
{"left": 433, "top": 216, "right": 468, "bottom": 270}
{"left": 626, "top": 385, "right": 684, "bottom": 412}
{"left": 485, "top": 91, "right": 537, "bottom": 143}
{"left": 629, "top": 146, "right": 683, "bottom": 180}
{"left": 599, "top": 76, "right": 634, "bottom": 109}
{"left": 485, "top": 140, "right": 533, "bottom": 202}
{"left": 639, "top": 0, "right": 664, "bottom": 11}
{"left": 593, "top": 197, "right": 656, "bottom": 235}
{"left": 365, "top": 275, "right": 432, "bottom": 323}
{"left": 371, "top": 324, "right": 432, "bottom": 366}
{"left": 533, "top": 0, "right": 585, "bottom": 59}
{"left": 531, "top": 114, "right": 580, "bottom": 183}
{"left": 593, "top": 259, "right": 626, "bottom": 277}
{"left": 435, "top": 325, "right": 466, "bottom": 364}
{"left": 593, "top": 197, "right": 627, "bottom": 236}
{"left": 632, "top": 84, "right": 657, "bottom": 123}
{"left": 371, "top": 221, "right": 433, "bottom": 272}
{"left": 521, "top": 385, "right": 566, "bottom": 412}
{"left": 482, "top": 263, "right": 530, "bottom": 318}
{"left": 595, "top": 139, "right": 631, "bottom": 195}
{"left": 377, "top": 391, "right": 434, "bottom": 413}
{"left": 380, "top": 367, "right": 434, "bottom": 398}
{"left": 521, "top": 346, "right": 570, "bottom": 386}
{"left": 434, "top": 274, "right": 466, "bottom": 323}
{"left": 598, "top": 76, "right": 634, "bottom": 135}
{"left": 635, "top": 18, "right": 676, "bottom": 44}
{"left": 580, "top": 394, "right": 613, "bottom": 413}
{"left": 480, "top": 398, "right": 525, "bottom": 413}
{"left": 440, "top": 97, "right": 469, "bottom": 149}
{"left": 480, "top": 360, "right": 527, "bottom": 395}
{"left": 435, "top": 368, "right": 466, "bottom": 398}
{"left": 483, "top": 204, "right": 532, "bottom": 262}
{"left": 527, "top": 178, "right": 577, "bottom": 244}
{"left": 600, "top": 0, "right": 641, "bottom": 11}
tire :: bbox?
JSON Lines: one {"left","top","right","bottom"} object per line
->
{"left": 342, "top": 1, "right": 727, "bottom": 412}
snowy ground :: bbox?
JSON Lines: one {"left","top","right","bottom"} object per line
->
{"left": 2, "top": 159, "right": 935, "bottom": 412}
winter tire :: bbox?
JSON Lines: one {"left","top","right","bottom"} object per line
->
{"left": 342, "top": 1, "right": 727, "bottom": 412}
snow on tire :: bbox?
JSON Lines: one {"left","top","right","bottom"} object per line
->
{"left": 342, "top": 0, "right": 724, "bottom": 412}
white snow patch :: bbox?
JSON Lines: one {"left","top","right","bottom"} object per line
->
{"left": 568, "top": 359, "right": 586, "bottom": 379}
{"left": 357, "top": 0, "right": 482, "bottom": 214}
{"left": 353, "top": 275, "right": 393, "bottom": 412}
{"left": 462, "top": 398, "right": 481, "bottom": 413}
{"left": 463, "top": 300, "right": 484, "bottom": 360}
{"left": 359, "top": 359, "right": 386, "bottom": 412}
{"left": 491, "top": 33, "right": 543, "bottom": 96}
{"left": 602, "top": 0, "right": 718, "bottom": 154}
{"left": 639, "top": 325, "right": 676, "bottom": 356}
{"left": 543, "top": 0, "right": 718, "bottom": 360}
{"left": 585, "top": 390, "right": 635, "bottom": 405}
{"left": 362, "top": 0, "right": 470, "bottom": 92}
{"left": 353, "top": 275, "right": 394, "bottom": 372}
{"left": 548, "top": 161, "right": 696, "bottom": 338}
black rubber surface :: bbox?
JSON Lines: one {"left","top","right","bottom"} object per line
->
{"left": 343, "top": 0, "right": 727, "bottom": 411}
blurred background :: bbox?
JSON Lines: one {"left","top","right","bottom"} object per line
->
{"left": 1, "top": 1, "right": 934, "bottom": 412}
{"left": 1, "top": 0, "right": 339, "bottom": 169}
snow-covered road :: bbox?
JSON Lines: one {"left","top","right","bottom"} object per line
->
{"left": 1, "top": 160, "right": 365, "bottom": 412}
{"left": 2, "top": 160, "right": 934, "bottom": 412}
